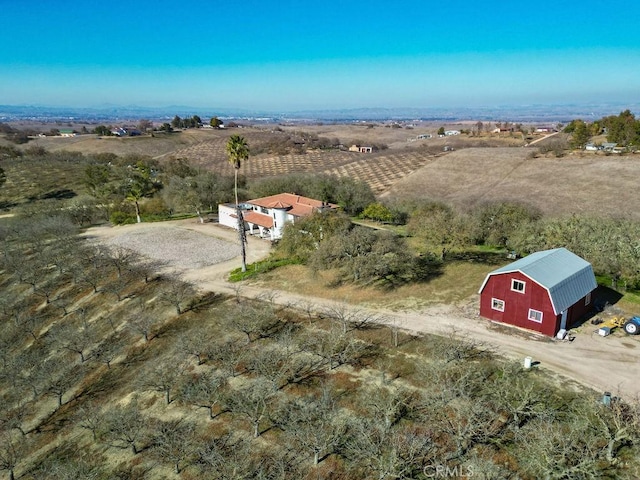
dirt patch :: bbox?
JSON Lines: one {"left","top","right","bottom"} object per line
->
{"left": 99, "top": 224, "right": 240, "bottom": 271}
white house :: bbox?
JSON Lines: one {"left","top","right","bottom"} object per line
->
{"left": 218, "top": 193, "right": 339, "bottom": 240}
{"left": 444, "top": 130, "right": 460, "bottom": 136}
{"left": 348, "top": 144, "right": 373, "bottom": 153}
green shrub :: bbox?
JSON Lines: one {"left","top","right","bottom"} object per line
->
{"left": 110, "top": 210, "right": 136, "bottom": 225}
{"left": 229, "top": 257, "right": 302, "bottom": 282}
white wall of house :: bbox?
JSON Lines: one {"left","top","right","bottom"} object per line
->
{"left": 218, "top": 204, "right": 238, "bottom": 230}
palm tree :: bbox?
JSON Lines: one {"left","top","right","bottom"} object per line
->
{"left": 225, "top": 135, "right": 250, "bottom": 272}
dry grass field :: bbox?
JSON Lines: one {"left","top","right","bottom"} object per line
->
{"left": 8, "top": 124, "right": 640, "bottom": 218}
{"left": 382, "top": 147, "right": 640, "bottom": 219}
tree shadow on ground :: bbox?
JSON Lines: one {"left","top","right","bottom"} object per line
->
{"left": 447, "top": 250, "right": 508, "bottom": 265}
{"left": 32, "top": 189, "right": 77, "bottom": 201}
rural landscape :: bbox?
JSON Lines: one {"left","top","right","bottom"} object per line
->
{"left": 1, "top": 109, "right": 640, "bottom": 479}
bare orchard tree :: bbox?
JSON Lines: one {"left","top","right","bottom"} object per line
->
{"left": 0, "top": 430, "right": 27, "bottom": 480}
{"left": 245, "top": 345, "right": 323, "bottom": 389}
{"left": 157, "top": 273, "right": 196, "bottom": 315}
{"left": 225, "top": 303, "right": 283, "bottom": 344}
{"left": 179, "top": 371, "right": 228, "bottom": 420}
{"left": 177, "top": 330, "right": 212, "bottom": 365}
{"left": 225, "top": 377, "right": 280, "bottom": 438}
{"left": 344, "top": 418, "right": 436, "bottom": 479}
{"left": 99, "top": 400, "right": 148, "bottom": 455}
{"left": 357, "top": 385, "right": 417, "bottom": 431}
{"left": 51, "top": 322, "right": 96, "bottom": 363}
{"left": 0, "top": 400, "right": 31, "bottom": 437}
{"left": 151, "top": 419, "right": 197, "bottom": 474}
{"left": 101, "top": 270, "right": 136, "bottom": 302}
{"left": 139, "top": 360, "right": 186, "bottom": 405}
{"left": 206, "top": 336, "right": 247, "bottom": 377}
{"left": 323, "top": 303, "right": 378, "bottom": 334}
{"left": 300, "top": 326, "right": 369, "bottom": 371}
{"left": 127, "top": 310, "right": 161, "bottom": 343}
{"left": 44, "top": 362, "right": 85, "bottom": 409}
{"left": 75, "top": 401, "right": 102, "bottom": 441}
{"left": 92, "top": 335, "right": 122, "bottom": 369}
{"left": 195, "top": 434, "right": 257, "bottom": 478}
{"left": 279, "top": 390, "right": 345, "bottom": 466}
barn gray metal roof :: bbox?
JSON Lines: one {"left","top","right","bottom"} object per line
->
{"left": 479, "top": 248, "right": 597, "bottom": 314}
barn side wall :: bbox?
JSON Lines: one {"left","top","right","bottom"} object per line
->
{"left": 479, "top": 272, "right": 559, "bottom": 336}
{"left": 566, "top": 293, "right": 593, "bottom": 328}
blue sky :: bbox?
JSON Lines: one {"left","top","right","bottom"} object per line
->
{"left": 1, "top": 0, "right": 639, "bottom": 111}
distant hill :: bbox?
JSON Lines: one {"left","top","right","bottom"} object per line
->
{"left": 2, "top": 102, "right": 640, "bottom": 124}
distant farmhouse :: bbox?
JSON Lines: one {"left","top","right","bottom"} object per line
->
{"left": 535, "top": 126, "right": 557, "bottom": 133}
{"left": 218, "top": 193, "right": 339, "bottom": 240}
{"left": 444, "top": 130, "right": 460, "bottom": 136}
{"left": 584, "top": 142, "right": 624, "bottom": 153}
{"left": 59, "top": 129, "right": 76, "bottom": 137}
{"left": 349, "top": 144, "right": 373, "bottom": 153}
{"left": 478, "top": 248, "right": 597, "bottom": 337}
{"left": 110, "top": 127, "right": 141, "bottom": 137}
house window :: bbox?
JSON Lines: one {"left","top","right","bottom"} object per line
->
{"left": 528, "top": 309, "right": 543, "bottom": 323}
{"left": 511, "top": 279, "right": 526, "bottom": 293}
{"left": 585, "top": 292, "right": 591, "bottom": 306}
{"left": 491, "top": 298, "right": 505, "bottom": 312}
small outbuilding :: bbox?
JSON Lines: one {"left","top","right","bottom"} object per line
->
{"left": 478, "top": 248, "right": 597, "bottom": 337}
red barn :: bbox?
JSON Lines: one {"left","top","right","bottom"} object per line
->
{"left": 478, "top": 248, "right": 597, "bottom": 337}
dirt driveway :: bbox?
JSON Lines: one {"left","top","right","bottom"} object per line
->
{"left": 86, "top": 220, "right": 640, "bottom": 400}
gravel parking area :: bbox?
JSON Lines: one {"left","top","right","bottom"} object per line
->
{"left": 101, "top": 224, "right": 240, "bottom": 271}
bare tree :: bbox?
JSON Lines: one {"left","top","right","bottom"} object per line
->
{"left": 179, "top": 371, "right": 228, "bottom": 420}
{"left": 245, "top": 345, "right": 322, "bottom": 389}
{"left": 12, "top": 310, "right": 45, "bottom": 343}
{"left": 226, "top": 378, "right": 280, "bottom": 438}
{"left": 226, "top": 304, "right": 283, "bottom": 343}
{"left": 301, "top": 326, "right": 368, "bottom": 371}
{"left": 358, "top": 385, "right": 417, "bottom": 431}
{"left": 92, "top": 336, "right": 121, "bottom": 369}
{"left": 140, "top": 360, "right": 186, "bottom": 405}
{"left": 75, "top": 402, "right": 102, "bottom": 441}
{"left": 128, "top": 311, "right": 161, "bottom": 342}
{"left": 151, "top": 419, "right": 196, "bottom": 474}
{"left": 280, "top": 390, "right": 345, "bottom": 466}
{"left": 45, "top": 363, "right": 84, "bottom": 408}
{"left": 0, "top": 431, "right": 26, "bottom": 480}
{"left": 177, "top": 331, "right": 211, "bottom": 365}
{"left": 102, "top": 271, "right": 135, "bottom": 302}
{"left": 345, "top": 418, "right": 435, "bottom": 479}
{"left": 195, "top": 434, "right": 257, "bottom": 477}
{"left": 0, "top": 401, "right": 30, "bottom": 437}
{"left": 206, "top": 336, "right": 246, "bottom": 377}
{"left": 51, "top": 323, "right": 95, "bottom": 363}
{"left": 157, "top": 274, "right": 196, "bottom": 315}
{"left": 99, "top": 400, "right": 148, "bottom": 455}
{"left": 104, "top": 245, "right": 136, "bottom": 278}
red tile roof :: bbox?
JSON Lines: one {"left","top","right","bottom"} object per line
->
{"left": 243, "top": 210, "right": 273, "bottom": 228}
{"left": 248, "top": 193, "right": 337, "bottom": 218}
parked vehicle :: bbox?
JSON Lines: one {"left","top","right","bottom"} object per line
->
{"left": 623, "top": 316, "right": 640, "bottom": 335}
